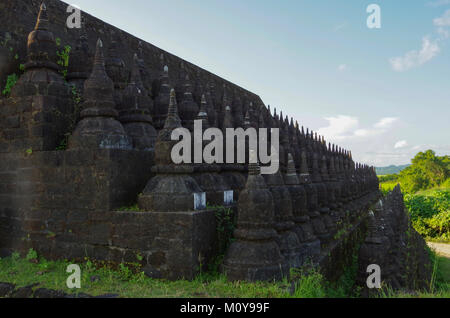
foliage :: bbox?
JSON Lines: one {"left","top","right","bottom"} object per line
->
{"left": 25, "top": 249, "right": 38, "bottom": 262}
{"left": 405, "top": 190, "right": 450, "bottom": 242}
{"left": 2, "top": 73, "right": 18, "bottom": 96}
{"left": 377, "top": 150, "right": 450, "bottom": 241}
{"left": 398, "top": 150, "right": 449, "bottom": 194}
{"left": 378, "top": 249, "right": 450, "bottom": 298}
{"left": 55, "top": 38, "right": 71, "bottom": 78}
{"left": 379, "top": 181, "right": 398, "bottom": 196}
{"left": 378, "top": 174, "right": 399, "bottom": 183}
{"left": 291, "top": 268, "right": 326, "bottom": 298}
{"left": 1, "top": 46, "right": 25, "bottom": 97}
{"left": 1, "top": 248, "right": 448, "bottom": 298}
{"left": 212, "top": 205, "right": 236, "bottom": 256}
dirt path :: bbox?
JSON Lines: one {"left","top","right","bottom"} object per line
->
{"left": 427, "top": 242, "right": 450, "bottom": 258}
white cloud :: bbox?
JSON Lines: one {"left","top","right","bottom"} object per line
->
{"left": 434, "top": 9, "right": 450, "bottom": 26}
{"left": 374, "top": 117, "right": 398, "bottom": 129}
{"left": 394, "top": 140, "right": 408, "bottom": 149}
{"left": 338, "top": 64, "right": 347, "bottom": 72}
{"left": 318, "top": 116, "right": 398, "bottom": 141}
{"left": 317, "top": 115, "right": 358, "bottom": 140}
{"left": 389, "top": 37, "right": 440, "bottom": 72}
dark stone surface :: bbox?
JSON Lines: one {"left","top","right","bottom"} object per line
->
{"left": 223, "top": 161, "right": 288, "bottom": 281}
{"left": 0, "top": 283, "right": 15, "bottom": 297}
{"left": 0, "top": 0, "right": 424, "bottom": 286}
{"left": 356, "top": 186, "right": 432, "bottom": 296}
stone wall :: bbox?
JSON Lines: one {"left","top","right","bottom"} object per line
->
{"left": 0, "top": 0, "right": 264, "bottom": 110}
{"left": 0, "top": 149, "right": 219, "bottom": 280}
{"left": 357, "top": 185, "right": 432, "bottom": 295}
{"left": 0, "top": 1, "right": 432, "bottom": 285}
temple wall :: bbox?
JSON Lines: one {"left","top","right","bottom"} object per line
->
{"left": 0, "top": 1, "right": 433, "bottom": 286}
{"left": 0, "top": 0, "right": 264, "bottom": 109}
{"left": 0, "top": 149, "right": 218, "bottom": 280}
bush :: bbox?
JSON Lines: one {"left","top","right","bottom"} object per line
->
{"left": 405, "top": 190, "right": 450, "bottom": 242}
{"left": 378, "top": 174, "right": 399, "bottom": 183}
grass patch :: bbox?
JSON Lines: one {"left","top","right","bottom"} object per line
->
{"left": 377, "top": 247, "right": 450, "bottom": 298}
{"left": 0, "top": 250, "right": 295, "bottom": 298}
{"left": 1, "top": 248, "right": 448, "bottom": 298}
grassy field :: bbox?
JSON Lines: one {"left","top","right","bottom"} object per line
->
{"left": 0, "top": 248, "right": 448, "bottom": 298}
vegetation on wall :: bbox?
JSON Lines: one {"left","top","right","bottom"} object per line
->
{"left": 1, "top": 73, "right": 19, "bottom": 96}
{"left": 56, "top": 38, "right": 71, "bottom": 78}
{"left": 1, "top": 45, "right": 24, "bottom": 97}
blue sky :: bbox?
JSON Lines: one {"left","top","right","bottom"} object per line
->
{"left": 70, "top": 0, "right": 450, "bottom": 166}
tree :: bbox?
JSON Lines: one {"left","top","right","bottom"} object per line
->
{"left": 399, "top": 150, "right": 448, "bottom": 193}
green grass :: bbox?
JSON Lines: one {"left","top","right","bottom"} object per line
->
{"left": 0, "top": 251, "right": 298, "bottom": 298}
{"left": 1, "top": 248, "right": 448, "bottom": 298}
{"left": 416, "top": 187, "right": 450, "bottom": 196}
{"left": 0, "top": 250, "right": 360, "bottom": 298}
{"left": 379, "top": 249, "right": 450, "bottom": 298}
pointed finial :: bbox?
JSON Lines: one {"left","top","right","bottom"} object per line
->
{"left": 163, "top": 88, "right": 181, "bottom": 130}
{"left": 196, "top": 94, "right": 209, "bottom": 128}
{"left": 35, "top": 2, "right": 49, "bottom": 30}
{"left": 92, "top": 39, "right": 105, "bottom": 70}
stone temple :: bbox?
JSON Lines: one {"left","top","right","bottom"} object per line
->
{"left": 0, "top": 0, "right": 431, "bottom": 290}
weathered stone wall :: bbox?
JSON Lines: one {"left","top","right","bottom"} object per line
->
{"left": 0, "top": 148, "right": 219, "bottom": 280}
{"left": 0, "top": 0, "right": 264, "bottom": 109}
{"left": 0, "top": 1, "right": 431, "bottom": 286}
{"left": 357, "top": 186, "right": 432, "bottom": 295}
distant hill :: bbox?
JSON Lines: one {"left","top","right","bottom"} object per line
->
{"left": 376, "top": 164, "right": 410, "bottom": 175}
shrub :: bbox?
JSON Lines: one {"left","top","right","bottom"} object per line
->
{"left": 405, "top": 190, "right": 450, "bottom": 242}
